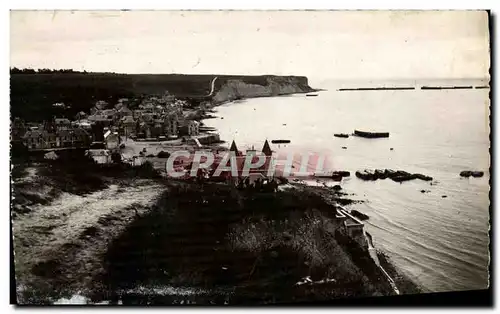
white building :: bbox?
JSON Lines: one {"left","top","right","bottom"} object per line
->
{"left": 85, "top": 149, "right": 111, "bottom": 164}
{"left": 187, "top": 120, "right": 200, "bottom": 136}
{"left": 104, "top": 130, "right": 120, "bottom": 150}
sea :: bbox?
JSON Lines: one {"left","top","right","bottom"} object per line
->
{"left": 203, "top": 78, "right": 491, "bottom": 293}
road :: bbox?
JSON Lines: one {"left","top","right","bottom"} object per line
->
{"left": 207, "top": 76, "right": 218, "bottom": 97}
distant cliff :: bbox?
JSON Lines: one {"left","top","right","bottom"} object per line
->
{"left": 211, "top": 75, "right": 315, "bottom": 104}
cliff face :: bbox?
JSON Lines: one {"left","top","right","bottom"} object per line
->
{"left": 212, "top": 76, "right": 314, "bottom": 104}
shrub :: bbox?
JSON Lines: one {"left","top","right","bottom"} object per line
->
{"left": 157, "top": 151, "right": 171, "bottom": 158}
{"left": 133, "top": 161, "right": 161, "bottom": 179}
{"left": 111, "top": 151, "right": 122, "bottom": 163}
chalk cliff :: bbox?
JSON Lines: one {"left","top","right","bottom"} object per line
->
{"left": 211, "top": 75, "right": 315, "bottom": 104}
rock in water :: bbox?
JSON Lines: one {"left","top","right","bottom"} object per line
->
{"left": 414, "top": 173, "right": 433, "bottom": 181}
{"left": 471, "top": 171, "right": 484, "bottom": 178}
{"left": 375, "top": 169, "right": 388, "bottom": 179}
{"left": 331, "top": 174, "right": 343, "bottom": 181}
{"left": 460, "top": 171, "right": 473, "bottom": 177}
{"left": 334, "top": 133, "right": 349, "bottom": 138}
{"left": 460, "top": 170, "right": 484, "bottom": 178}
{"left": 332, "top": 171, "right": 350, "bottom": 177}
{"left": 356, "top": 170, "right": 376, "bottom": 181}
{"left": 356, "top": 168, "right": 433, "bottom": 182}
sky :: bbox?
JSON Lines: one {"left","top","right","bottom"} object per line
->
{"left": 10, "top": 10, "right": 490, "bottom": 80}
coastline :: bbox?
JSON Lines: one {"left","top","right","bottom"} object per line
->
{"left": 11, "top": 80, "right": 422, "bottom": 305}
{"left": 199, "top": 93, "right": 424, "bottom": 297}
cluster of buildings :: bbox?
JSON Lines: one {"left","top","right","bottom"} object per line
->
{"left": 190, "top": 139, "right": 275, "bottom": 185}
{"left": 12, "top": 118, "right": 92, "bottom": 150}
{"left": 78, "top": 96, "right": 200, "bottom": 140}
{"left": 11, "top": 93, "right": 203, "bottom": 152}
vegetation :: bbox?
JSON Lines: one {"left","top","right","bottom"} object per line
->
{"left": 94, "top": 182, "right": 395, "bottom": 304}
{"left": 11, "top": 151, "right": 162, "bottom": 215}
{"left": 10, "top": 68, "right": 310, "bottom": 121}
{"left": 157, "top": 151, "right": 171, "bottom": 158}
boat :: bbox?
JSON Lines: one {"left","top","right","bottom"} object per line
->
{"left": 306, "top": 94, "right": 319, "bottom": 97}
{"left": 353, "top": 130, "right": 389, "bottom": 138}
{"left": 334, "top": 133, "right": 349, "bottom": 138}
{"left": 271, "top": 139, "right": 291, "bottom": 144}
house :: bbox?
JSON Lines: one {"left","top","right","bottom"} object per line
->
{"left": 152, "top": 119, "right": 165, "bottom": 138}
{"left": 22, "top": 130, "right": 41, "bottom": 149}
{"left": 336, "top": 207, "right": 366, "bottom": 247}
{"left": 188, "top": 121, "right": 200, "bottom": 136}
{"left": 139, "top": 103, "right": 155, "bottom": 111}
{"left": 71, "top": 128, "right": 91, "bottom": 147}
{"left": 164, "top": 114, "right": 179, "bottom": 137}
{"left": 11, "top": 118, "right": 26, "bottom": 142}
{"left": 162, "top": 92, "right": 175, "bottom": 103}
{"left": 132, "top": 109, "right": 143, "bottom": 117}
{"left": 88, "top": 115, "right": 113, "bottom": 127}
{"left": 104, "top": 130, "right": 120, "bottom": 150}
{"left": 262, "top": 139, "right": 272, "bottom": 156}
{"left": 95, "top": 100, "right": 108, "bottom": 110}
{"left": 91, "top": 123, "right": 105, "bottom": 142}
{"left": 121, "top": 116, "right": 136, "bottom": 137}
{"left": 212, "top": 141, "right": 274, "bottom": 184}
{"left": 23, "top": 130, "right": 54, "bottom": 150}
{"left": 179, "top": 120, "right": 200, "bottom": 136}
{"left": 117, "top": 106, "right": 133, "bottom": 119}
{"left": 74, "top": 119, "right": 92, "bottom": 130}
{"left": 241, "top": 172, "right": 268, "bottom": 186}
{"left": 229, "top": 140, "right": 241, "bottom": 156}
{"left": 75, "top": 111, "right": 87, "bottom": 121}
{"left": 56, "top": 129, "right": 72, "bottom": 147}
{"left": 44, "top": 151, "right": 59, "bottom": 160}
{"left": 101, "top": 109, "right": 118, "bottom": 122}
{"left": 141, "top": 113, "right": 155, "bottom": 123}
{"left": 137, "top": 122, "right": 152, "bottom": 138}
{"left": 117, "top": 98, "right": 129, "bottom": 105}
{"left": 54, "top": 118, "right": 71, "bottom": 131}
{"left": 52, "top": 102, "right": 66, "bottom": 108}
{"left": 85, "top": 149, "right": 111, "bottom": 164}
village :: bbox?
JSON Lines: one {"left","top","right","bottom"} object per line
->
{"left": 10, "top": 87, "right": 412, "bottom": 304}
{"left": 10, "top": 90, "right": 373, "bottom": 238}
{"left": 11, "top": 91, "right": 287, "bottom": 188}
{"left": 11, "top": 92, "right": 224, "bottom": 163}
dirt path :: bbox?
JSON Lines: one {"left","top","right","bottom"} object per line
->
{"left": 12, "top": 179, "right": 166, "bottom": 304}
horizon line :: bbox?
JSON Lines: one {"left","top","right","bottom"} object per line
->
{"left": 9, "top": 68, "right": 489, "bottom": 81}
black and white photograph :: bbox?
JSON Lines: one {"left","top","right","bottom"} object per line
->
{"left": 9, "top": 10, "right": 491, "bottom": 305}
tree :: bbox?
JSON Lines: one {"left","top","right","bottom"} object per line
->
{"left": 111, "top": 151, "right": 122, "bottom": 164}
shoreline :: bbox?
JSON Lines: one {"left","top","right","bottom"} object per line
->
{"left": 12, "top": 89, "right": 422, "bottom": 305}
{"left": 196, "top": 95, "right": 423, "bottom": 297}
{"left": 11, "top": 147, "right": 420, "bottom": 305}
{"left": 209, "top": 88, "right": 320, "bottom": 108}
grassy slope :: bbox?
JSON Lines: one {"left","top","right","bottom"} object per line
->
{"left": 12, "top": 157, "right": 408, "bottom": 304}
{"left": 93, "top": 182, "right": 395, "bottom": 304}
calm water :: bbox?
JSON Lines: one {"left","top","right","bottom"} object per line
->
{"left": 204, "top": 78, "right": 490, "bottom": 293}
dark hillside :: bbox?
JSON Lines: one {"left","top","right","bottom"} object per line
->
{"left": 10, "top": 73, "right": 311, "bottom": 121}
